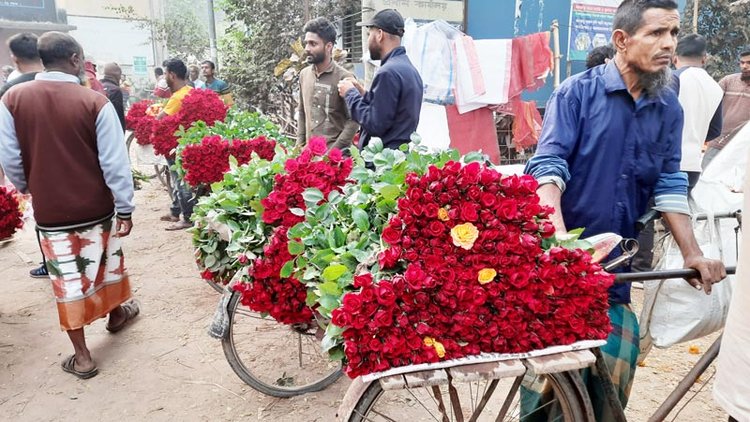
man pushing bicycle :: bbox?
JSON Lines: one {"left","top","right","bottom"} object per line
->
{"left": 524, "top": 1, "right": 726, "bottom": 420}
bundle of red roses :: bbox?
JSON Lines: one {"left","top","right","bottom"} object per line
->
{"left": 151, "top": 89, "right": 229, "bottom": 158}
{"left": 150, "top": 113, "right": 182, "bottom": 158}
{"left": 0, "top": 186, "right": 24, "bottom": 240}
{"left": 180, "top": 135, "right": 277, "bottom": 187}
{"left": 125, "top": 100, "right": 156, "bottom": 145}
{"left": 331, "top": 161, "right": 613, "bottom": 377}
{"left": 233, "top": 137, "right": 353, "bottom": 324}
{"left": 234, "top": 227, "right": 314, "bottom": 324}
{"left": 261, "top": 138, "right": 352, "bottom": 227}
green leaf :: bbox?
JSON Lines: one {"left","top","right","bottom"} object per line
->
{"left": 302, "top": 188, "right": 324, "bottom": 204}
{"left": 327, "top": 346, "right": 345, "bottom": 361}
{"left": 319, "top": 281, "right": 341, "bottom": 296}
{"left": 377, "top": 184, "right": 401, "bottom": 201}
{"left": 279, "top": 260, "right": 294, "bottom": 278}
{"left": 290, "top": 207, "right": 305, "bottom": 216}
{"left": 204, "top": 255, "right": 217, "bottom": 268}
{"left": 352, "top": 207, "right": 370, "bottom": 231}
{"left": 306, "top": 290, "right": 319, "bottom": 307}
{"left": 287, "top": 240, "right": 304, "bottom": 255}
{"left": 318, "top": 294, "right": 339, "bottom": 312}
{"left": 321, "top": 264, "right": 347, "bottom": 281}
{"left": 286, "top": 222, "right": 309, "bottom": 239}
{"left": 463, "top": 151, "right": 488, "bottom": 163}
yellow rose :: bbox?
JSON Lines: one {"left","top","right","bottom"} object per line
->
{"left": 450, "top": 222, "right": 479, "bottom": 250}
{"left": 423, "top": 336, "right": 445, "bottom": 358}
{"left": 478, "top": 268, "right": 497, "bottom": 284}
{"left": 437, "top": 207, "right": 449, "bottom": 221}
{"left": 434, "top": 340, "right": 446, "bottom": 358}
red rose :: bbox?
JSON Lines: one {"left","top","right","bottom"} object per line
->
{"left": 353, "top": 273, "right": 374, "bottom": 288}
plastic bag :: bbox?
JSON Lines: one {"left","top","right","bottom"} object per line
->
{"left": 640, "top": 216, "right": 737, "bottom": 352}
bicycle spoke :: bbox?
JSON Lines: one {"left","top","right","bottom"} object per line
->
{"left": 494, "top": 376, "right": 522, "bottom": 422}
{"left": 430, "top": 386, "right": 451, "bottom": 422}
{"left": 467, "top": 379, "right": 499, "bottom": 422}
{"left": 447, "top": 380, "right": 464, "bottom": 422}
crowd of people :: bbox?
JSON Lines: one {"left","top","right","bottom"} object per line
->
{"left": 1, "top": 0, "right": 749, "bottom": 420}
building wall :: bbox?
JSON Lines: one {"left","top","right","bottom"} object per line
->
{"left": 57, "top": 0, "right": 155, "bottom": 17}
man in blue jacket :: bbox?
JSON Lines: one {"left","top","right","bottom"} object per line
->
{"left": 337, "top": 9, "right": 423, "bottom": 152}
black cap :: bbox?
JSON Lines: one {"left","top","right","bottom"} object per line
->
{"left": 357, "top": 9, "right": 405, "bottom": 36}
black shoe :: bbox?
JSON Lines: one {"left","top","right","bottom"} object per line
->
{"left": 29, "top": 263, "right": 49, "bottom": 278}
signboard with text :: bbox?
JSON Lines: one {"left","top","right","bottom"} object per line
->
{"left": 567, "top": 0, "right": 622, "bottom": 61}
{"left": 367, "top": 0, "right": 464, "bottom": 28}
{"left": 0, "top": 0, "right": 45, "bottom": 8}
{"left": 133, "top": 56, "right": 148, "bottom": 76}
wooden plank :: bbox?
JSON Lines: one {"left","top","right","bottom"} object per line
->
{"left": 379, "top": 374, "right": 408, "bottom": 391}
{"left": 524, "top": 350, "right": 596, "bottom": 375}
{"left": 403, "top": 369, "right": 449, "bottom": 388}
{"left": 448, "top": 359, "right": 526, "bottom": 383}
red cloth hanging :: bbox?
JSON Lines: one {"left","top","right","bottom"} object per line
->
{"left": 508, "top": 32, "right": 553, "bottom": 100}
{"left": 445, "top": 104, "right": 501, "bottom": 164}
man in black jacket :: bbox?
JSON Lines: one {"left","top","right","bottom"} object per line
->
{"left": 337, "top": 9, "right": 423, "bottom": 152}
{"left": 100, "top": 62, "right": 126, "bottom": 132}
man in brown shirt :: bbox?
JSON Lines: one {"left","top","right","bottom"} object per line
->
{"left": 297, "top": 17, "right": 359, "bottom": 152}
{"left": 703, "top": 47, "right": 750, "bottom": 168}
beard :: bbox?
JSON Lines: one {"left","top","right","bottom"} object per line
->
{"left": 306, "top": 51, "right": 326, "bottom": 65}
{"left": 369, "top": 42, "right": 382, "bottom": 61}
{"left": 741, "top": 71, "right": 750, "bottom": 82}
{"left": 634, "top": 66, "right": 672, "bottom": 98}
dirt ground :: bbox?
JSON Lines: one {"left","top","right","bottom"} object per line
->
{"left": 0, "top": 178, "right": 730, "bottom": 421}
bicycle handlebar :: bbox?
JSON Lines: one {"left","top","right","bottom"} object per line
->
{"left": 614, "top": 266, "right": 736, "bottom": 283}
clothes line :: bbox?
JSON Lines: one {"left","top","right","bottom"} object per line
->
{"left": 405, "top": 19, "right": 557, "bottom": 163}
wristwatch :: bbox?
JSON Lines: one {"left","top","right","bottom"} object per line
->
{"left": 537, "top": 176, "right": 565, "bottom": 192}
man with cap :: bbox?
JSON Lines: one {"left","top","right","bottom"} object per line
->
{"left": 337, "top": 9, "right": 423, "bottom": 152}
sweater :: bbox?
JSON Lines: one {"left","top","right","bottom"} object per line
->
{"left": 0, "top": 71, "right": 134, "bottom": 229}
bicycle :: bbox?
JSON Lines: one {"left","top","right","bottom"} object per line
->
{"left": 336, "top": 211, "right": 741, "bottom": 421}
{"left": 125, "top": 131, "right": 173, "bottom": 199}
{"left": 219, "top": 285, "right": 343, "bottom": 398}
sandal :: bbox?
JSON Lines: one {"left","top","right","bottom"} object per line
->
{"left": 106, "top": 300, "right": 141, "bottom": 333}
{"left": 165, "top": 221, "right": 193, "bottom": 231}
{"left": 160, "top": 214, "right": 180, "bottom": 222}
{"left": 61, "top": 355, "right": 99, "bottom": 379}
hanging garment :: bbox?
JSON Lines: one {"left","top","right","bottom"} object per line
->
{"left": 454, "top": 37, "right": 512, "bottom": 114}
{"left": 402, "top": 19, "right": 464, "bottom": 105}
{"left": 508, "top": 32, "right": 553, "bottom": 100}
{"left": 445, "top": 104, "right": 500, "bottom": 164}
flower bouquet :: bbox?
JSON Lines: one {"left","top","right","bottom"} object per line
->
{"left": 188, "top": 112, "right": 294, "bottom": 288}
{"left": 270, "top": 140, "right": 613, "bottom": 377}
{"left": 125, "top": 100, "right": 157, "bottom": 146}
{"left": 0, "top": 186, "right": 25, "bottom": 241}
{"left": 151, "top": 88, "right": 228, "bottom": 158}
{"left": 180, "top": 135, "right": 276, "bottom": 188}
{"left": 232, "top": 137, "right": 353, "bottom": 324}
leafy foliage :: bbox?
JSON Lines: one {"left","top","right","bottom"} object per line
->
{"left": 682, "top": 0, "right": 750, "bottom": 78}
{"left": 218, "top": 0, "right": 359, "bottom": 113}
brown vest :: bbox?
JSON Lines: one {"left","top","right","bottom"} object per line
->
{"left": 3, "top": 79, "right": 115, "bottom": 227}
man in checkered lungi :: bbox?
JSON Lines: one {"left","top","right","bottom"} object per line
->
{"left": 0, "top": 32, "right": 139, "bottom": 379}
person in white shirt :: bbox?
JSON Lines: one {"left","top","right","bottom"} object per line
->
{"left": 672, "top": 34, "right": 723, "bottom": 192}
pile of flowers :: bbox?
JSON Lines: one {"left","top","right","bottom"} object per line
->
{"left": 0, "top": 186, "right": 24, "bottom": 240}
{"left": 151, "top": 88, "right": 228, "bottom": 158}
{"left": 233, "top": 137, "right": 353, "bottom": 324}
{"left": 125, "top": 100, "right": 156, "bottom": 145}
{"left": 329, "top": 161, "right": 614, "bottom": 377}
{"left": 180, "top": 135, "right": 277, "bottom": 187}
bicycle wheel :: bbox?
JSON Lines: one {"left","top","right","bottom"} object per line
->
{"left": 348, "top": 370, "right": 591, "bottom": 422}
{"left": 221, "top": 290, "right": 343, "bottom": 398}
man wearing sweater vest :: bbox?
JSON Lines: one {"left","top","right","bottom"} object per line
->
{"left": 0, "top": 32, "right": 139, "bottom": 379}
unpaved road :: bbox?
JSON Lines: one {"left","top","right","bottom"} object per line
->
{"left": 0, "top": 178, "right": 729, "bottom": 421}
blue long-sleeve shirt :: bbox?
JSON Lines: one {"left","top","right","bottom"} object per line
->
{"left": 525, "top": 61, "right": 689, "bottom": 304}
{"left": 344, "top": 46, "right": 423, "bottom": 151}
